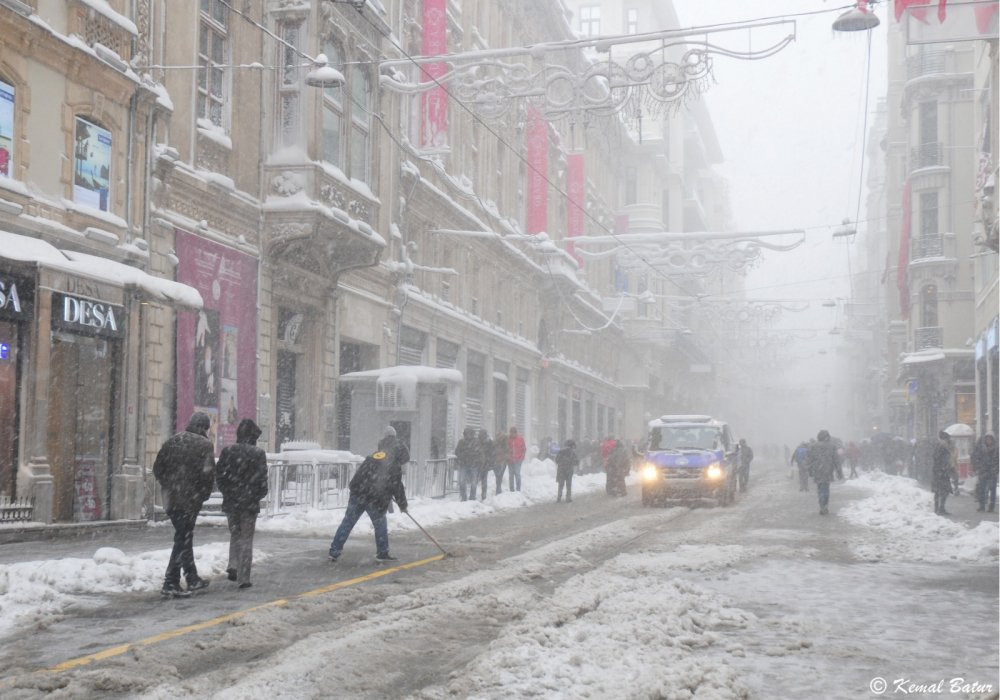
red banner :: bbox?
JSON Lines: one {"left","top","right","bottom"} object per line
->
{"left": 420, "top": 0, "right": 448, "bottom": 148}
{"left": 567, "top": 153, "right": 585, "bottom": 265}
{"left": 897, "top": 180, "right": 912, "bottom": 320}
{"left": 525, "top": 107, "right": 549, "bottom": 234}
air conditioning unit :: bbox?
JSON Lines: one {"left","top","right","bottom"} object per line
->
{"left": 376, "top": 378, "right": 416, "bottom": 411}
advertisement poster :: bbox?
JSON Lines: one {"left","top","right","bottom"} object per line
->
{"left": 175, "top": 229, "right": 258, "bottom": 450}
{"left": 73, "top": 117, "right": 112, "bottom": 212}
{"left": 0, "top": 80, "right": 13, "bottom": 178}
{"left": 73, "top": 458, "right": 102, "bottom": 521}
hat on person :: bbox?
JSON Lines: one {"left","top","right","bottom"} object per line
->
{"left": 383, "top": 425, "right": 396, "bottom": 438}
{"left": 939, "top": 430, "right": 950, "bottom": 440}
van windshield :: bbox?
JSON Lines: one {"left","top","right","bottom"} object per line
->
{"left": 648, "top": 425, "right": 721, "bottom": 451}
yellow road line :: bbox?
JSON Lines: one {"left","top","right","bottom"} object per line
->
{"left": 45, "top": 553, "right": 446, "bottom": 673}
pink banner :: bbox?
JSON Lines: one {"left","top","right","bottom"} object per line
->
{"left": 526, "top": 107, "right": 549, "bottom": 234}
{"left": 567, "top": 153, "right": 585, "bottom": 265}
{"left": 175, "top": 229, "right": 258, "bottom": 451}
{"left": 420, "top": 0, "right": 448, "bottom": 148}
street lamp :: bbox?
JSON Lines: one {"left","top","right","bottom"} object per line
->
{"left": 832, "top": 1, "right": 881, "bottom": 32}
{"left": 304, "top": 54, "right": 346, "bottom": 89}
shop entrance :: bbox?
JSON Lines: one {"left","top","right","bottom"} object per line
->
{"left": 48, "top": 331, "right": 116, "bottom": 522}
{"left": 0, "top": 320, "right": 18, "bottom": 498}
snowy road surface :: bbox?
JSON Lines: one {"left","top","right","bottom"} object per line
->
{"left": 0, "top": 462, "right": 997, "bottom": 699}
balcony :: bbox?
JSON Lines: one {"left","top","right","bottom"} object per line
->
{"left": 910, "top": 142, "right": 945, "bottom": 170}
{"left": 911, "top": 233, "right": 944, "bottom": 259}
{"left": 906, "top": 51, "right": 945, "bottom": 80}
{"left": 914, "top": 326, "right": 943, "bottom": 350}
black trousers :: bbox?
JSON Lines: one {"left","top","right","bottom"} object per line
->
{"left": 165, "top": 507, "right": 200, "bottom": 585}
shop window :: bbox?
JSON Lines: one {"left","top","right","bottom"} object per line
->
{"left": 0, "top": 321, "right": 18, "bottom": 498}
{"left": 198, "top": 0, "right": 229, "bottom": 128}
{"left": 73, "top": 117, "right": 112, "bottom": 212}
{"left": 0, "top": 78, "right": 13, "bottom": 179}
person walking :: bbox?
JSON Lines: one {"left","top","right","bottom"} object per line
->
{"left": 555, "top": 439, "right": 579, "bottom": 502}
{"left": 153, "top": 412, "right": 216, "bottom": 597}
{"left": 493, "top": 430, "right": 510, "bottom": 495}
{"left": 606, "top": 439, "right": 630, "bottom": 497}
{"left": 475, "top": 429, "right": 494, "bottom": 500}
{"left": 792, "top": 442, "right": 810, "bottom": 491}
{"left": 845, "top": 441, "right": 861, "bottom": 478}
{"left": 507, "top": 427, "right": 526, "bottom": 492}
{"left": 454, "top": 428, "right": 480, "bottom": 502}
{"left": 932, "top": 431, "right": 957, "bottom": 515}
{"left": 215, "top": 418, "right": 268, "bottom": 589}
{"left": 600, "top": 435, "right": 617, "bottom": 494}
{"left": 971, "top": 433, "right": 998, "bottom": 512}
{"left": 807, "top": 430, "right": 842, "bottom": 515}
{"left": 328, "top": 447, "right": 408, "bottom": 563}
{"left": 737, "top": 439, "right": 754, "bottom": 493}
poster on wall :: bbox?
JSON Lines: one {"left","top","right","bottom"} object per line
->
{"left": 73, "top": 117, "right": 112, "bottom": 212}
{"left": 175, "top": 230, "right": 258, "bottom": 450}
{"left": 0, "top": 79, "right": 13, "bottom": 178}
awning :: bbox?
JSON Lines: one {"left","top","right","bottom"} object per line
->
{"left": 900, "top": 349, "right": 946, "bottom": 365}
{"left": 339, "top": 365, "right": 463, "bottom": 385}
{"left": 0, "top": 231, "right": 203, "bottom": 309}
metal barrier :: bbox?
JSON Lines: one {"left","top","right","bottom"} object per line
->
{"left": 0, "top": 496, "right": 34, "bottom": 523}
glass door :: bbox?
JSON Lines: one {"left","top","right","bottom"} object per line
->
{"left": 0, "top": 321, "right": 18, "bottom": 497}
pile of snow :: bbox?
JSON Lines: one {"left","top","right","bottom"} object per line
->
{"left": 839, "top": 472, "right": 999, "bottom": 563}
{"left": 0, "top": 543, "right": 263, "bottom": 638}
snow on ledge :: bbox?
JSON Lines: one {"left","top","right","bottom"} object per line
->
{"left": 76, "top": 0, "right": 138, "bottom": 35}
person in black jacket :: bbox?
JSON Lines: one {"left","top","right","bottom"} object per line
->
{"left": 932, "top": 431, "right": 956, "bottom": 515}
{"left": 328, "top": 445, "right": 409, "bottom": 563}
{"left": 555, "top": 440, "right": 579, "bottom": 503}
{"left": 153, "top": 412, "right": 216, "bottom": 597}
{"left": 807, "top": 430, "right": 842, "bottom": 515}
{"left": 454, "top": 428, "right": 480, "bottom": 502}
{"left": 216, "top": 419, "right": 268, "bottom": 589}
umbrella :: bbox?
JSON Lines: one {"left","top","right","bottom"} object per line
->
{"left": 943, "top": 423, "right": 975, "bottom": 438}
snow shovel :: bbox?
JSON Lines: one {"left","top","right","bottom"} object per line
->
{"left": 405, "top": 511, "right": 452, "bottom": 557}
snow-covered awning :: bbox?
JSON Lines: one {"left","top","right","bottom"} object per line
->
{"left": 0, "top": 231, "right": 203, "bottom": 309}
{"left": 339, "top": 365, "right": 463, "bottom": 385}
{"left": 900, "top": 349, "right": 946, "bottom": 365}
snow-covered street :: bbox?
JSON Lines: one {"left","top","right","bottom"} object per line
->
{"left": 0, "top": 461, "right": 997, "bottom": 699}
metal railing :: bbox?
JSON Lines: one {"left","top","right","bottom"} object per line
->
{"left": 906, "top": 51, "right": 945, "bottom": 80}
{"left": 914, "top": 326, "right": 943, "bottom": 350}
{"left": 911, "top": 142, "right": 944, "bottom": 170}
{"left": 0, "top": 496, "right": 34, "bottom": 523}
{"left": 912, "top": 232, "right": 944, "bottom": 259}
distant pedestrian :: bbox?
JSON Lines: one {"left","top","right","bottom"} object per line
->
{"left": 507, "top": 427, "right": 526, "bottom": 492}
{"left": 476, "top": 429, "right": 494, "bottom": 500}
{"left": 606, "top": 440, "right": 630, "bottom": 497}
{"left": 807, "top": 430, "right": 842, "bottom": 515}
{"left": 555, "top": 439, "right": 579, "bottom": 502}
{"left": 971, "top": 434, "right": 998, "bottom": 512}
{"left": 845, "top": 441, "right": 861, "bottom": 478}
{"left": 932, "top": 431, "right": 957, "bottom": 515}
{"left": 737, "top": 439, "right": 754, "bottom": 492}
{"left": 215, "top": 418, "right": 268, "bottom": 589}
{"left": 493, "top": 430, "right": 510, "bottom": 495}
{"left": 328, "top": 447, "right": 408, "bottom": 563}
{"left": 792, "top": 442, "right": 810, "bottom": 491}
{"left": 600, "top": 435, "right": 617, "bottom": 494}
{"left": 153, "top": 412, "right": 216, "bottom": 597}
{"left": 455, "top": 428, "right": 480, "bottom": 502}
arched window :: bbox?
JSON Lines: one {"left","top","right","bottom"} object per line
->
{"left": 0, "top": 78, "right": 14, "bottom": 178}
{"left": 321, "top": 39, "right": 343, "bottom": 167}
{"left": 920, "top": 284, "right": 938, "bottom": 328}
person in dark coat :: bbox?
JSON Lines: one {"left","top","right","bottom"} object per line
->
{"left": 475, "top": 429, "right": 494, "bottom": 500}
{"left": 932, "top": 431, "right": 957, "bottom": 515}
{"left": 605, "top": 440, "right": 630, "bottom": 497}
{"left": 792, "top": 442, "right": 811, "bottom": 491}
{"left": 378, "top": 425, "right": 411, "bottom": 469}
{"left": 215, "top": 418, "right": 268, "bottom": 589}
{"left": 807, "top": 430, "right": 842, "bottom": 515}
{"left": 555, "top": 439, "right": 579, "bottom": 502}
{"left": 454, "top": 428, "right": 480, "bottom": 502}
{"left": 737, "top": 439, "right": 754, "bottom": 492}
{"left": 493, "top": 431, "right": 510, "bottom": 495}
{"left": 972, "top": 433, "right": 998, "bottom": 512}
{"left": 328, "top": 445, "right": 409, "bottom": 563}
{"left": 153, "top": 412, "right": 216, "bottom": 597}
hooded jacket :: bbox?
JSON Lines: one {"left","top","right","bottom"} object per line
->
{"left": 153, "top": 412, "right": 216, "bottom": 513}
{"left": 349, "top": 450, "right": 408, "bottom": 513}
{"left": 455, "top": 428, "right": 480, "bottom": 469}
{"left": 807, "top": 432, "right": 842, "bottom": 484}
{"left": 215, "top": 418, "right": 269, "bottom": 514}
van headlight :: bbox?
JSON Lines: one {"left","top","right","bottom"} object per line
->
{"left": 705, "top": 463, "right": 723, "bottom": 480}
{"left": 641, "top": 464, "right": 660, "bottom": 482}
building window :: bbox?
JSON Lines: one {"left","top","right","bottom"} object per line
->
{"left": 73, "top": 117, "right": 112, "bottom": 212}
{"left": 198, "top": 0, "right": 229, "bottom": 127}
{"left": 580, "top": 5, "right": 601, "bottom": 36}
{"left": 0, "top": 79, "right": 13, "bottom": 178}
{"left": 624, "top": 166, "right": 637, "bottom": 204}
{"left": 349, "top": 65, "right": 372, "bottom": 182}
{"left": 920, "top": 284, "right": 938, "bottom": 328}
{"left": 321, "top": 39, "right": 344, "bottom": 166}
{"left": 919, "top": 191, "right": 938, "bottom": 236}
{"left": 626, "top": 8, "right": 639, "bottom": 34}
{"left": 278, "top": 22, "right": 302, "bottom": 148}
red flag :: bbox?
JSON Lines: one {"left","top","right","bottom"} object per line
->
{"left": 420, "top": 0, "right": 448, "bottom": 148}
{"left": 895, "top": 0, "right": 932, "bottom": 22}
{"left": 976, "top": 3, "right": 999, "bottom": 33}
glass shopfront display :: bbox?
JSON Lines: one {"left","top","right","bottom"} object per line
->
{"left": 0, "top": 320, "right": 18, "bottom": 498}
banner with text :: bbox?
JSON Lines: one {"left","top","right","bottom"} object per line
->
{"left": 526, "top": 107, "right": 549, "bottom": 234}
{"left": 420, "top": 0, "right": 449, "bottom": 148}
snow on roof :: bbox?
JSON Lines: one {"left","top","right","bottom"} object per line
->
{"left": 900, "top": 349, "right": 946, "bottom": 365}
{"left": 339, "top": 365, "right": 463, "bottom": 385}
{"left": 0, "top": 232, "right": 203, "bottom": 309}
